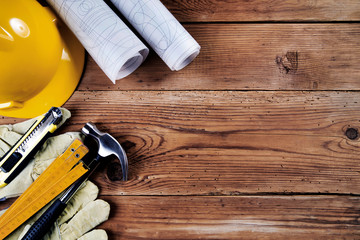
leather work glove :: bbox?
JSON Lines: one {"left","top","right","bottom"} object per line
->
{"left": 5, "top": 181, "right": 110, "bottom": 240}
{"left": 0, "top": 108, "right": 77, "bottom": 200}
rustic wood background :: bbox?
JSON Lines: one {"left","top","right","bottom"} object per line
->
{"left": 2, "top": 0, "right": 360, "bottom": 239}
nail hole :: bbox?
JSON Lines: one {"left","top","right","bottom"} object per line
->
{"left": 345, "top": 128, "right": 358, "bottom": 140}
{"left": 71, "top": 148, "right": 75, "bottom": 152}
{"left": 75, "top": 154, "right": 80, "bottom": 158}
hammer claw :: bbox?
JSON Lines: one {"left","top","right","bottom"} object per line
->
{"left": 81, "top": 122, "right": 128, "bottom": 181}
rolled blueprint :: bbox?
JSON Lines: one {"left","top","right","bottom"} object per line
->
{"left": 110, "top": 0, "right": 201, "bottom": 71}
{"left": 47, "top": 0, "right": 149, "bottom": 83}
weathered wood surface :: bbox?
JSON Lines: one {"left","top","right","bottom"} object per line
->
{"left": 1, "top": 0, "right": 360, "bottom": 239}
{"left": 99, "top": 195, "right": 360, "bottom": 239}
{"left": 161, "top": 0, "right": 360, "bottom": 22}
{"left": 59, "top": 90, "right": 360, "bottom": 196}
{"left": 80, "top": 24, "right": 360, "bottom": 91}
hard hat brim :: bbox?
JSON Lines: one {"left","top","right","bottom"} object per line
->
{"left": 0, "top": 19, "right": 85, "bottom": 119}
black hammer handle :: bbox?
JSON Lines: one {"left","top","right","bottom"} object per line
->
{"left": 21, "top": 168, "right": 95, "bottom": 240}
{"left": 21, "top": 199, "right": 66, "bottom": 240}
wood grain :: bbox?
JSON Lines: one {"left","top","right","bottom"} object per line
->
{"left": 161, "top": 0, "right": 360, "bottom": 22}
{"left": 99, "top": 195, "right": 360, "bottom": 239}
{"left": 1, "top": 1, "right": 359, "bottom": 237}
{"left": 79, "top": 24, "right": 360, "bottom": 91}
{"left": 33, "top": 90, "right": 360, "bottom": 196}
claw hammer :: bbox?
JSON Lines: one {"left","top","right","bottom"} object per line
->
{"left": 22, "top": 122, "right": 128, "bottom": 240}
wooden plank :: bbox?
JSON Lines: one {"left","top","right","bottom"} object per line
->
{"left": 161, "top": 0, "right": 360, "bottom": 22}
{"left": 2, "top": 91, "right": 360, "bottom": 195}
{"left": 35, "top": 90, "right": 360, "bottom": 195}
{"left": 79, "top": 24, "right": 360, "bottom": 91}
{"left": 99, "top": 195, "right": 360, "bottom": 239}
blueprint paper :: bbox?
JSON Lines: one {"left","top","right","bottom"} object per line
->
{"left": 47, "top": 0, "right": 149, "bottom": 83}
{"left": 110, "top": 0, "right": 201, "bottom": 71}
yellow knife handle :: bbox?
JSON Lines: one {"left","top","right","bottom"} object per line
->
{"left": 0, "top": 131, "right": 51, "bottom": 187}
{"left": 0, "top": 107, "right": 62, "bottom": 188}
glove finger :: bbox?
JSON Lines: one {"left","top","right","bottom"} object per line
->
{"left": 31, "top": 132, "right": 83, "bottom": 180}
{"left": 11, "top": 108, "right": 71, "bottom": 135}
{"left": 10, "top": 118, "right": 37, "bottom": 136}
{"left": 0, "top": 126, "right": 22, "bottom": 149}
{"left": 11, "top": 223, "right": 30, "bottom": 240}
{"left": 57, "top": 181, "right": 99, "bottom": 225}
{"left": 78, "top": 229, "right": 108, "bottom": 240}
{"left": 60, "top": 200, "right": 110, "bottom": 240}
{"left": 0, "top": 161, "right": 35, "bottom": 201}
{"left": 0, "top": 139, "right": 9, "bottom": 157}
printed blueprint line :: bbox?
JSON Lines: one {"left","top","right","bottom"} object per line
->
{"left": 111, "top": 0, "right": 200, "bottom": 71}
{"left": 48, "top": 0, "right": 148, "bottom": 82}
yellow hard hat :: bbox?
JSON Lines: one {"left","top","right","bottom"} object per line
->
{"left": 0, "top": 0, "right": 85, "bottom": 118}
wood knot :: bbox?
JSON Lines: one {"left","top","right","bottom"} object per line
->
{"left": 276, "top": 51, "right": 299, "bottom": 74}
{"left": 345, "top": 127, "right": 358, "bottom": 140}
{"left": 107, "top": 160, "right": 124, "bottom": 181}
{"left": 121, "top": 140, "right": 136, "bottom": 150}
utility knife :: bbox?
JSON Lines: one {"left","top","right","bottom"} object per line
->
{"left": 0, "top": 107, "right": 63, "bottom": 188}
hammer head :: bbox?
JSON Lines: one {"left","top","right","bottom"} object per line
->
{"left": 81, "top": 122, "right": 128, "bottom": 181}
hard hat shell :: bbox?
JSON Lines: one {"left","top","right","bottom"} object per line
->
{"left": 0, "top": 0, "right": 85, "bottom": 118}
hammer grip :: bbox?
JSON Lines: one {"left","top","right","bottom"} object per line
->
{"left": 21, "top": 199, "right": 66, "bottom": 240}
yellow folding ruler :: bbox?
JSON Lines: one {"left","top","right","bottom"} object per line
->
{"left": 0, "top": 139, "right": 89, "bottom": 239}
